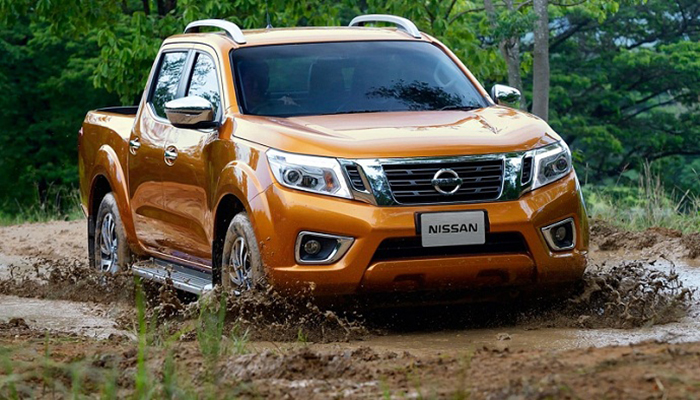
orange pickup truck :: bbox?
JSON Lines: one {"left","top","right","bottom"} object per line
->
{"left": 79, "top": 15, "right": 589, "bottom": 298}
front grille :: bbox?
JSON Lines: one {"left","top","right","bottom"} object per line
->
{"left": 344, "top": 165, "right": 366, "bottom": 191}
{"left": 521, "top": 156, "right": 533, "bottom": 185}
{"left": 382, "top": 160, "right": 504, "bottom": 204}
{"left": 372, "top": 232, "right": 528, "bottom": 262}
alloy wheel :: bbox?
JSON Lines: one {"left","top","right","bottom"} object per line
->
{"left": 98, "top": 212, "right": 119, "bottom": 273}
{"left": 228, "top": 236, "right": 252, "bottom": 290}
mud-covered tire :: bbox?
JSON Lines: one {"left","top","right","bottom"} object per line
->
{"left": 93, "top": 193, "right": 132, "bottom": 273}
{"left": 221, "top": 212, "right": 266, "bottom": 292}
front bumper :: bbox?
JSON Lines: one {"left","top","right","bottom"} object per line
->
{"left": 248, "top": 172, "right": 588, "bottom": 296}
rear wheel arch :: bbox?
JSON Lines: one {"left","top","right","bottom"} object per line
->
{"left": 88, "top": 174, "right": 113, "bottom": 267}
{"left": 93, "top": 192, "right": 132, "bottom": 272}
{"left": 90, "top": 145, "right": 139, "bottom": 254}
{"left": 90, "top": 175, "right": 113, "bottom": 219}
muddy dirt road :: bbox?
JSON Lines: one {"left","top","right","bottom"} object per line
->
{"left": 1, "top": 219, "right": 700, "bottom": 398}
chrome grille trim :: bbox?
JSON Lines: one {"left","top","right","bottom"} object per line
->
{"left": 344, "top": 165, "right": 366, "bottom": 191}
{"left": 382, "top": 159, "right": 505, "bottom": 204}
{"left": 521, "top": 156, "right": 533, "bottom": 185}
{"left": 342, "top": 151, "right": 537, "bottom": 206}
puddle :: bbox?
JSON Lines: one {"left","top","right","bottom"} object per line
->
{"left": 345, "top": 316, "right": 700, "bottom": 355}
{"left": 0, "top": 295, "right": 132, "bottom": 340}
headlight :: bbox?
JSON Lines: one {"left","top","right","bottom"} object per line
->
{"left": 531, "top": 141, "right": 572, "bottom": 190}
{"left": 267, "top": 149, "right": 352, "bottom": 199}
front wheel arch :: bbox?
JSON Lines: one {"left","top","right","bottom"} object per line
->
{"left": 220, "top": 212, "right": 266, "bottom": 291}
{"left": 212, "top": 193, "right": 246, "bottom": 285}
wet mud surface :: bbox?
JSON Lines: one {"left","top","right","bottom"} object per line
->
{"left": 1, "top": 219, "right": 700, "bottom": 398}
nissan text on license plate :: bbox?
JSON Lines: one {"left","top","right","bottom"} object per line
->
{"left": 419, "top": 211, "right": 486, "bottom": 247}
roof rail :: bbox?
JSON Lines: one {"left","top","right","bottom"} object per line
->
{"left": 348, "top": 14, "right": 421, "bottom": 39}
{"left": 184, "top": 19, "right": 247, "bottom": 44}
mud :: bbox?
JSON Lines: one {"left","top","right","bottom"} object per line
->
{"left": 0, "top": 295, "right": 131, "bottom": 339}
{"left": 1, "top": 219, "right": 699, "bottom": 342}
{"left": 2, "top": 328, "right": 700, "bottom": 399}
{"left": 0, "top": 220, "right": 85, "bottom": 260}
{"left": 591, "top": 220, "right": 700, "bottom": 258}
{"left": 213, "top": 287, "right": 368, "bottom": 342}
{"left": 520, "top": 260, "right": 695, "bottom": 329}
{"left": 0, "top": 257, "right": 136, "bottom": 304}
{"left": 5, "top": 255, "right": 694, "bottom": 346}
{"left": 2, "top": 219, "right": 700, "bottom": 398}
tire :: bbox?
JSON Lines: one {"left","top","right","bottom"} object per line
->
{"left": 93, "top": 193, "right": 132, "bottom": 273}
{"left": 221, "top": 212, "right": 266, "bottom": 292}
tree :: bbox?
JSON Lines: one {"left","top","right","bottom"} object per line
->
{"left": 531, "top": 0, "right": 550, "bottom": 120}
{"left": 484, "top": 0, "right": 527, "bottom": 109}
{"left": 0, "top": 0, "right": 699, "bottom": 217}
{"left": 547, "top": 0, "right": 700, "bottom": 192}
{"left": 0, "top": 21, "right": 119, "bottom": 214}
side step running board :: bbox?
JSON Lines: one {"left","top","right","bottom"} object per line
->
{"left": 132, "top": 258, "right": 213, "bottom": 295}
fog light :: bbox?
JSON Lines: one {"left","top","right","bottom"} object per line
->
{"left": 541, "top": 218, "right": 576, "bottom": 251}
{"left": 303, "top": 240, "right": 322, "bottom": 255}
{"left": 295, "top": 231, "right": 354, "bottom": 265}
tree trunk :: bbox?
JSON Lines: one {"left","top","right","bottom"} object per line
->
{"left": 532, "top": 0, "right": 550, "bottom": 121}
{"left": 501, "top": 0, "right": 526, "bottom": 110}
{"left": 155, "top": 0, "right": 176, "bottom": 16}
{"left": 484, "top": 0, "right": 526, "bottom": 109}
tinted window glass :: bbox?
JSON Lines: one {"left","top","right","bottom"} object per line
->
{"left": 151, "top": 51, "right": 187, "bottom": 118}
{"left": 233, "top": 41, "right": 488, "bottom": 117}
{"left": 187, "top": 53, "right": 221, "bottom": 115}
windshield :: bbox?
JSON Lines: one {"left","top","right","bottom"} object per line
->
{"left": 232, "top": 41, "right": 489, "bottom": 117}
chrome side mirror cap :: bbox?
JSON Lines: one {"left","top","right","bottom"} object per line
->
{"left": 164, "top": 96, "right": 218, "bottom": 129}
{"left": 490, "top": 84, "right": 521, "bottom": 107}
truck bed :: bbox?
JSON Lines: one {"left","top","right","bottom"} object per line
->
{"left": 78, "top": 107, "right": 138, "bottom": 217}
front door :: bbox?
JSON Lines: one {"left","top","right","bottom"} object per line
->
{"left": 128, "top": 49, "right": 191, "bottom": 254}
{"left": 159, "top": 50, "right": 224, "bottom": 266}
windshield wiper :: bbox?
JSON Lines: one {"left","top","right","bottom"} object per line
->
{"left": 333, "top": 109, "right": 387, "bottom": 115}
{"left": 439, "top": 105, "right": 481, "bottom": 111}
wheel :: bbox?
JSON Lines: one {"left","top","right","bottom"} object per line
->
{"left": 221, "top": 212, "right": 266, "bottom": 292}
{"left": 93, "top": 193, "right": 132, "bottom": 273}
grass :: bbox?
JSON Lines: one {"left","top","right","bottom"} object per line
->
{"left": 0, "top": 188, "right": 84, "bottom": 226}
{"left": 583, "top": 164, "right": 700, "bottom": 233}
{"left": 0, "top": 282, "right": 256, "bottom": 399}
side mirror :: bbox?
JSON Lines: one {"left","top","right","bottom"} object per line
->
{"left": 164, "top": 96, "right": 218, "bottom": 129}
{"left": 490, "top": 84, "right": 521, "bottom": 107}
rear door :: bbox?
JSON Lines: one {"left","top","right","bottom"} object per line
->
{"left": 159, "top": 49, "right": 225, "bottom": 266}
{"left": 128, "top": 48, "right": 192, "bottom": 254}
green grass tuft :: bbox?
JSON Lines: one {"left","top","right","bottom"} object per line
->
{"left": 583, "top": 164, "right": 700, "bottom": 233}
{"left": 0, "top": 188, "right": 84, "bottom": 226}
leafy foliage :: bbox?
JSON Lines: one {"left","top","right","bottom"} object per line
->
{"left": 0, "top": 21, "right": 119, "bottom": 215}
{"left": 548, "top": 0, "right": 700, "bottom": 195}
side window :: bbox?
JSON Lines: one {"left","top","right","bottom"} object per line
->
{"left": 187, "top": 53, "right": 220, "bottom": 116}
{"left": 150, "top": 51, "right": 188, "bottom": 119}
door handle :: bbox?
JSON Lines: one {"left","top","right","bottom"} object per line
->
{"left": 164, "top": 146, "right": 178, "bottom": 166}
{"left": 129, "top": 138, "right": 141, "bottom": 154}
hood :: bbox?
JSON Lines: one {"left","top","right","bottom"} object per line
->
{"left": 233, "top": 106, "right": 561, "bottom": 159}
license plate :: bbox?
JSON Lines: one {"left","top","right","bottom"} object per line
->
{"left": 419, "top": 211, "right": 486, "bottom": 247}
